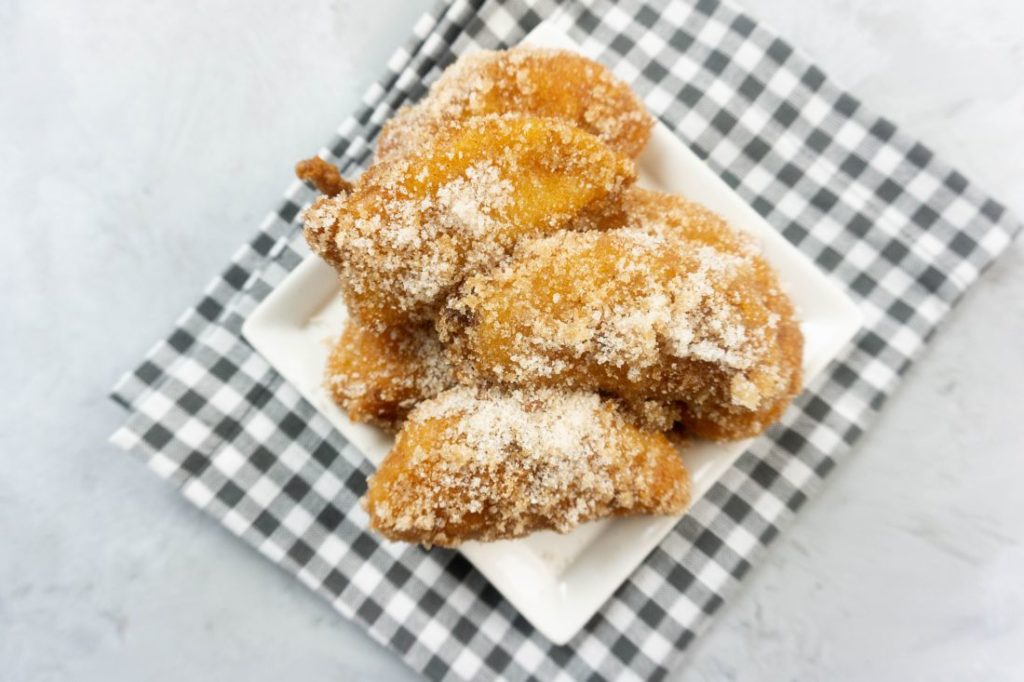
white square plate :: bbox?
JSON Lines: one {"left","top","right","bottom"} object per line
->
{"left": 242, "top": 23, "right": 864, "bottom": 644}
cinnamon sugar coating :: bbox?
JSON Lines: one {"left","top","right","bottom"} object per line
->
{"left": 297, "top": 49, "right": 808, "bottom": 548}
{"left": 592, "top": 187, "right": 755, "bottom": 253}
{"left": 377, "top": 47, "right": 653, "bottom": 160}
{"left": 438, "top": 199, "right": 803, "bottom": 440}
{"left": 303, "top": 114, "right": 636, "bottom": 330}
{"left": 365, "top": 387, "right": 690, "bottom": 547}
{"left": 325, "top": 321, "right": 455, "bottom": 430}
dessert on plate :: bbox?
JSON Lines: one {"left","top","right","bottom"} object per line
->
{"left": 296, "top": 47, "right": 804, "bottom": 546}
{"left": 376, "top": 46, "right": 653, "bottom": 160}
{"left": 365, "top": 387, "right": 690, "bottom": 547}
{"left": 303, "top": 114, "right": 635, "bottom": 330}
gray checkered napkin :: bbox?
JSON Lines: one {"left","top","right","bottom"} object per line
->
{"left": 110, "top": 0, "right": 1021, "bottom": 679}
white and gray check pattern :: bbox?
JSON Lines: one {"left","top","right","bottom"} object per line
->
{"left": 110, "top": 0, "right": 1021, "bottom": 679}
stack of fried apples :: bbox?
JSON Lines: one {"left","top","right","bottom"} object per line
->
{"left": 296, "top": 47, "right": 803, "bottom": 548}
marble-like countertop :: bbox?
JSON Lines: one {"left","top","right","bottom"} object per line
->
{"left": 2, "top": 1, "right": 1021, "bottom": 680}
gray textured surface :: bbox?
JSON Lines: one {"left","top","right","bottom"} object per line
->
{"left": 1, "top": 1, "right": 1021, "bottom": 680}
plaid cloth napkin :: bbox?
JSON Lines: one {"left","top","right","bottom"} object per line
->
{"left": 110, "top": 0, "right": 1021, "bottom": 679}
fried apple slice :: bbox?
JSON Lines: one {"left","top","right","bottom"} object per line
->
{"left": 377, "top": 47, "right": 653, "bottom": 160}
{"left": 324, "top": 320, "right": 454, "bottom": 430}
{"left": 303, "top": 114, "right": 636, "bottom": 330}
{"left": 364, "top": 387, "right": 690, "bottom": 547}
{"left": 439, "top": 226, "right": 803, "bottom": 440}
